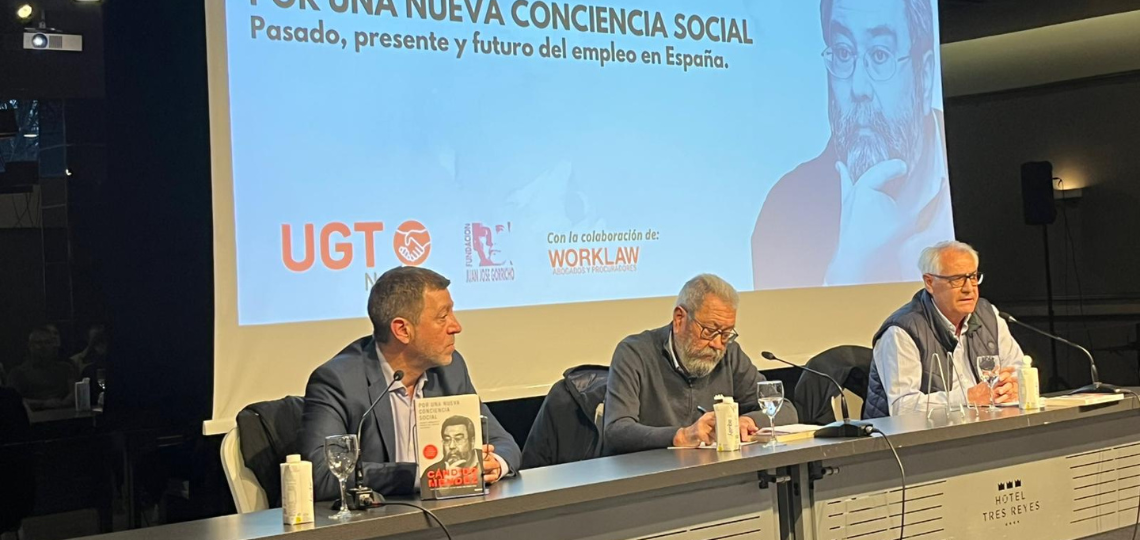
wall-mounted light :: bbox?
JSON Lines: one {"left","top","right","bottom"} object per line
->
{"left": 16, "top": 3, "right": 34, "bottom": 22}
{"left": 1053, "top": 178, "right": 1083, "bottom": 202}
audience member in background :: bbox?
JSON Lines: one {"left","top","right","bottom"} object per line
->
{"left": 603, "top": 274, "right": 798, "bottom": 455}
{"left": 866, "top": 241, "right": 1024, "bottom": 417}
{"left": 299, "top": 266, "right": 520, "bottom": 501}
{"left": 71, "top": 324, "right": 109, "bottom": 374}
{"left": 8, "top": 325, "right": 78, "bottom": 410}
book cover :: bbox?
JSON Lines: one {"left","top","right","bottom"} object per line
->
{"left": 755, "top": 423, "right": 822, "bottom": 443}
{"left": 1043, "top": 393, "right": 1124, "bottom": 408}
{"left": 416, "top": 394, "right": 485, "bottom": 500}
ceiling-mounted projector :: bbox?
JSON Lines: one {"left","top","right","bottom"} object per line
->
{"left": 23, "top": 31, "right": 82, "bottom": 52}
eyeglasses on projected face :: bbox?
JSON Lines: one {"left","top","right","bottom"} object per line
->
{"left": 821, "top": 43, "right": 911, "bottom": 82}
{"left": 927, "top": 272, "right": 985, "bottom": 289}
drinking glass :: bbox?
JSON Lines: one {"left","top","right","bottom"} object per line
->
{"left": 324, "top": 434, "right": 359, "bottom": 520}
{"left": 976, "top": 356, "right": 1001, "bottom": 412}
{"left": 757, "top": 380, "right": 785, "bottom": 449}
{"left": 95, "top": 368, "right": 107, "bottom": 408}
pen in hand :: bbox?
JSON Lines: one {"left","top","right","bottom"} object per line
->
{"left": 696, "top": 405, "right": 709, "bottom": 415}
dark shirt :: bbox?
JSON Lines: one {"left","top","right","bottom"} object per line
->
{"left": 9, "top": 360, "right": 77, "bottom": 401}
{"left": 603, "top": 324, "right": 797, "bottom": 455}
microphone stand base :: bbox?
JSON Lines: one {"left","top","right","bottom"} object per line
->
{"left": 347, "top": 486, "right": 384, "bottom": 510}
{"left": 815, "top": 420, "right": 875, "bottom": 439}
{"left": 1069, "top": 382, "right": 1125, "bottom": 395}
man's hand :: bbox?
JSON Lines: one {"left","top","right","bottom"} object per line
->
{"left": 967, "top": 367, "right": 1019, "bottom": 406}
{"left": 482, "top": 444, "right": 503, "bottom": 484}
{"left": 825, "top": 159, "right": 911, "bottom": 285}
{"left": 738, "top": 415, "right": 760, "bottom": 442}
{"left": 994, "top": 367, "right": 1019, "bottom": 403}
{"left": 967, "top": 381, "right": 993, "bottom": 406}
{"left": 673, "top": 412, "right": 716, "bottom": 447}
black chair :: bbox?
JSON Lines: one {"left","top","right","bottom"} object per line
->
{"left": 792, "top": 346, "right": 872, "bottom": 425}
{"left": 521, "top": 365, "right": 609, "bottom": 469}
{"left": 234, "top": 396, "right": 305, "bottom": 508}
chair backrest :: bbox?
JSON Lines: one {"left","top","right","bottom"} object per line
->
{"left": 521, "top": 365, "right": 609, "bottom": 469}
{"left": 220, "top": 428, "right": 269, "bottom": 514}
{"left": 235, "top": 396, "right": 305, "bottom": 508}
{"left": 794, "top": 346, "right": 873, "bottom": 424}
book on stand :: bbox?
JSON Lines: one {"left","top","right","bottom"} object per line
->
{"left": 416, "top": 394, "right": 485, "bottom": 500}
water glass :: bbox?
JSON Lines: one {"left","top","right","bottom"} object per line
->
{"left": 324, "top": 434, "right": 359, "bottom": 520}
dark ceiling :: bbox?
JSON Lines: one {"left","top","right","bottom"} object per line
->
{"left": 940, "top": 0, "right": 1140, "bottom": 43}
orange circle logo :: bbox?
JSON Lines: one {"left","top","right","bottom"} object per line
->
{"left": 423, "top": 444, "right": 438, "bottom": 460}
{"left": 394, "top": 220, "right": 431, "bottom": 266}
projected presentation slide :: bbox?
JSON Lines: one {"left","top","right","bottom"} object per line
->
{"left": 220, "top": 0, "right": 953, "bottom": 325}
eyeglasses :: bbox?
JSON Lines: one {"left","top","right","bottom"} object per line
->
{"left": 690, "top": 316, "right": 739, "bottom": 345}
{"left": 928, "top": 272, "right": 984, "bottom": 288}
{"left": 822, "top": 43, "right": 911, "bottom": 82}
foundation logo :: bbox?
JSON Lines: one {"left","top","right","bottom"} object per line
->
{"left": 464, "top": 222, "right": 515, "bottom": 283}
{"left": 394, "top": 220, "right": 431, "bottom": 266}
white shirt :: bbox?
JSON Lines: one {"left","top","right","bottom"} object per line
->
{"left": 872, "top": 304, "right": 1025, "bottom": 416}
{"left": 377, "top": 347, "right": 427, "bottom": 466}
{"left": 376, "top": 345, "right": 509, "bottom": 486}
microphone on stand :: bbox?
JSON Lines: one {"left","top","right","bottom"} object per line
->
{"left": 761, "top": 352, "right": 873, "bottom": 438}
{"left": 346, "top": 369, "right": 404, "bottom": 509}
{"left": 998, "top": 312, "right": 1122, "bottom": 395}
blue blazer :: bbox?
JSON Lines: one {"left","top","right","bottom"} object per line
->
{"left": 299, "top": 336, "right": 521, "bottom": 500}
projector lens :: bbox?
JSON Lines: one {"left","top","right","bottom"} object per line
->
{"left": 31, "top": 33, "right": 48, "bottom": 48}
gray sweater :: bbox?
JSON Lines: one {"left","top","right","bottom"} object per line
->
{"left": 603, "top": 324, "right": 798, "bottom": 455}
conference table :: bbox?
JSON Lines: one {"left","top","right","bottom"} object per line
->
{"left": 83, "top": 395, "right": 1140, "bottom": 540}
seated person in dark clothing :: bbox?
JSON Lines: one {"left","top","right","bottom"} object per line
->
{"left": 8, "top": 326, "right": 77, "bottom": 410}
{"left": 71, "top": 324, "right": 109, "bottom": 375}
{"left": 298, "top": 266, "right": 520, "bottom": 501}
{"left": 604, "top": 274, "right": 798, "bottom": 455}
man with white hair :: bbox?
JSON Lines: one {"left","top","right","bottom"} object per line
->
{"left": 603, "top": 274, "right": 797, "bottom": 455}
{"left": 865, "top": 241, "right": 1024, "bottom": 418}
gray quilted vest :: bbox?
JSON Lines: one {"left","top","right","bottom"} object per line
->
{"left": 864, "top": 290, "right": 1000, "bottom": 418}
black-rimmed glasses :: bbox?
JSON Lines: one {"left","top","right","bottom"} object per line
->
{"left": 690, "top": 317, "right": 739, "bottom": 345}
{"left": 928, "top": 271, "right": 984, "bottom": 288}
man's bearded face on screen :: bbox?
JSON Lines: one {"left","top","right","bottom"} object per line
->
{"left": 826, "top": 0, "right": 925, "bottom": 180}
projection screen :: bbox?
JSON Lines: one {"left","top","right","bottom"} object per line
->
{"left": 204, "top": 0, "right": 952, "bottom": 434}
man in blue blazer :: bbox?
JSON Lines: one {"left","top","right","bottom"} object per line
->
{"left": 299, "top": 266, "right": 521, "bottom": 501}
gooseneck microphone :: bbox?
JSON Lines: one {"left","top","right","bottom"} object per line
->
{"left": 347, "top": 369, "right": 404, "bottom": 508}
{"left": 761, "top": 351, "right": 873, "bottom": 438}
{"left": 998, "top": 312, "right": 1121, "bottom": 395}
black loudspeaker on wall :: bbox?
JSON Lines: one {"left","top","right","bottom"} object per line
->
{"left": 1021, "top": 161, "right": 1056, "bottom": 225}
